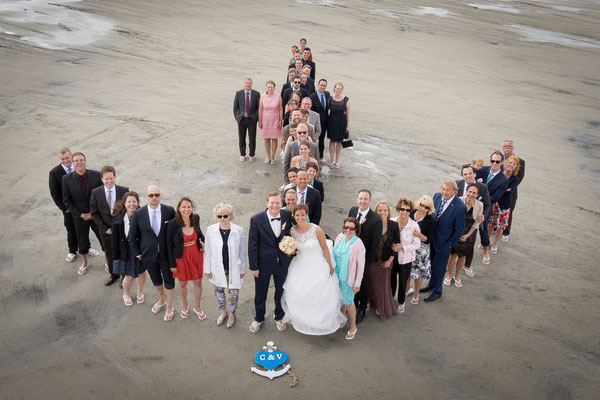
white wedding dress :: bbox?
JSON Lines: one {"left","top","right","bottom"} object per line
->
{"left": 281, "top": 225, "right": 347, "bottom": 335}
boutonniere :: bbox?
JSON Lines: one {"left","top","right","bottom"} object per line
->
{"left": 361, "top": 217, "right": 366, "bottom": 224}
{"left": 282, "top": 222, "right": 287, "bottom": 231}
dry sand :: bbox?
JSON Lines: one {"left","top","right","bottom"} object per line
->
{"left": 1, "top": 0, "right": 599, "bottom": 398}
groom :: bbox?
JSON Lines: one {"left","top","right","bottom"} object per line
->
{"left": 248, "top": 191, "right": 293, "bottom": 333}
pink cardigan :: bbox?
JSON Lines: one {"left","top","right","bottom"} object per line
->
{"left": 334, "top": 233, "right": 366, "bottom": 288}
{"left": 395, "top": 217, "right": 421, "bottom": 264}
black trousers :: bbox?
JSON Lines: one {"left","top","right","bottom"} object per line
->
{"left": 503, "top": 192, "right": 518, "bottom": 236}
{"left": 391, "top": 261, "right": 412, "bottom": 305}
{"left": 144, "top": 258, "right": 175, "bottom": 290}
{"left": 318, "top": 126, "right": 327, "bottom": 159}
{"left": 354, "top": 262, "right": 373, "bottom": 312}
{"left": 237, "top": 117, "right": 257, "bottom": 157}
{"left": 254, "top": 267, "right": 288, "bottom": 322}
{"left": 62, "top": 210, "right": 78, "bottom": 254}
{"left": 99, "top": 233, "right": 118, "bottom": 277}
{"left": 72, "top": 216, "right": 102, "bottom": 255}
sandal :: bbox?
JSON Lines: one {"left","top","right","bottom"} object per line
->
{"left": 477, "top": 243, "right": 483, "bottom": 249}
{"left": 104, "top": 264, "right": 109, "bottom": 273}
{"left": 264, "top": 158, "right": 271, "bottom": 164}
{"left": 136, "top": 294, "right": 145, "bottom": 304}
{"left": 454, "top": 279, "right": 463, "bottom": 288}
{"left": 88, "top": 248, "right": 99, "bottom": 257}
{"left": 328, "top": 162, "right": 335, "bottom": 168}
{"left": 490, "top": 246, "right": 498, "bottom": 254}
{"left": 411, "top": 297, "right": 419, "bottom": 305}
{"left": 482, "top": 256, "right": 491, "bottom": 265}
{"left": 397, "top": 304, "right": 405, "bottom": 313}
{"left": 163, "top": 308, "right": 174, "bottom": 322}
{"left": 345, "top": 328, "right": 358, "bottom": 340}
{"left": 193, "top": 308, "right": 207, "bottom": 320}
{"left": 249, "top": 320, "right": 263, "bottom": 333}
{"left": 65, "top": 253, "right": 76, "bottom": 263}
{"left": 464, "top": 267, "right": 475, "bottom": 277}
{"left": 276, "top": 319, "right": 287, "bottom": 332}
{"left": 443, "top": 275, "right": 452, "bottom": 286}
{"left": 77, "top": 264, "right": 89, "bottom": 275}
{"left": 334, "top": 163, "right": 341, "bottom": 169}
{"left": 123, "top": 295, "right": 133, "bottom": 306}
{"left": 270, "top": 159, "right": 277, "bottom": 165}
{"left": 180, "top": 307, "right": 189, "bottom": 319}
{"left": 151, "top": 300, "right": 166, "bottom": 314}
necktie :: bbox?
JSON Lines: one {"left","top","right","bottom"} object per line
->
{"left": 299, "top": 191, "right": 305, "bottom": 204}
{"left": 270, "top": 217, "right": 281, "bottom": 221}
{"left": 486, "top": 173, "right": 493, "bottom": 184}
{"left": 151, "top": 210, "right": 159, "bottom": 236}
{"left": 107, "top": 189, "right": 112, "bottom": 215}
{"left": 68, "top": 166, "right": 73, "bottom": 173}
{"left": 437, "top": 201, "right": 446, "bottom": 219}
{"left": 320, "top": 93, "right": 325, "bottom": 109}
{"left": 245, "top": 92, "right": 250, "bottom": 116}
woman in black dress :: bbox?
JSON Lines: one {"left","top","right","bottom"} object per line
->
{"left": 327, "top": 82, "right": 350, "bottom": 169}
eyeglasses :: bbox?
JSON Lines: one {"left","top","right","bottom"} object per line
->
{"left": 293, "top": 81, "right": 301, "bottom": 84}
{"left": 419, "top": 205, "right": 431, "bottom": 210}
{"left": 297, "top": 131, "right": 308, "bottom": 134}
{"left": 343, "top": 226, "right": 356, "bottom": 231}
{"left": 217, "top": 215, "right": 229, "bottom": 219}
{"left": 490, "top": 160, "right": 502, "bottom": 164}
{"left": 398, "top": 208, "right": 411, "bottom": 213}
{"left": 147, "top": 193, "right": 161, "bottom": 198}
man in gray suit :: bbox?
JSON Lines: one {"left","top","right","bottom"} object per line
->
{"left": 283, "top": 123, "right": 318, "bottom": 182}
{"left": 233, "top": 77, "right": 260, "bottom": 162}
{"left": 300, "top": 97, "right": 321, "bottom": 139}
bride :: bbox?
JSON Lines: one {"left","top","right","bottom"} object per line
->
{"left": 281, "top": 204, "right": 347, "bottom": 335}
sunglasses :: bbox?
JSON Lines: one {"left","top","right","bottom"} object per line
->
{"left": 419, "top": 205, "right": 431, "bottom": 210}
{"left": 293, "top": 81, "right": 301, "bottom": 84}
{"left": 398, "top": 208, "right": 411, "bottom": 213}
{"left": 147, "top": 193, "right": 161, "bottom": 198}
{"left": 490, "top": 160, "right": 502, "bottom": 164}
{"left": 297, "top": 131, "right": 308, "bottom": 134}
{"left": 217, "top": 215, "right": 229, "bottom": 219}
{"left": 343, "top": 226, "right": 356, "bottom": 231}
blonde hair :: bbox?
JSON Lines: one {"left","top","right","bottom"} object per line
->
{"left": 471, "top": 155, "right": 484, "bottom": 166}
{"left": 441, "top": 179, "right": 458, "bottom": 191}
{"left": 334, "top": 82, "right": 344, "bottom": 90}
{"left": 415, "top": 195, "right": 435, "bottom": 215}
{"left": 374, "top": 201, "right": 392, "bottom": 219}
{"left": 213, "top": 202, "right": 235, "bottom": 220}
{"left": 266, "top": 80, "right": 276, "bottom": 88}
{"left": 507, "top": 155, "right": 520, "bottom": 176}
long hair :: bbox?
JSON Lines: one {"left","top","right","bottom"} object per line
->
{"left": 175, "top": 197, "right": 197, "bottom": 227}
{"left": 113, "top": 191, "right": 140, "bottom": 216}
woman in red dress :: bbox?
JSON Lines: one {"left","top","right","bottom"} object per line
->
{"left": 166, "top": 197, "right": 206, "bottom": 321}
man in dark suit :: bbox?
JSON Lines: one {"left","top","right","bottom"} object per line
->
{"left": 421, "top": 180, "right": 466, "bottom": 301}
{"left": 233, "top": 77, "right": 260, "bottom": 162}
{"left": 300, "top": 72, "right": 315, "bottom": 95}
{"left": 295, "top": 171, "right": 322, "bottom": 225}
{"left": 302, "top": 48, "right": 316, "bottom": 80}
{"left": 248, "top": 192, "right": 293, "bottom": 333}
{"left": 283, "top": 123, "right": 319, "bottom": 182}
{"left": 90, "top": 165, "right": 129, "bottom": 286}
{"left": 129, "top": 185, "right": 176, "bottom": 320}
{"left": 310, "top": 79, "right": 331, "bottom": 163}
{"left": 280, "top": 68, "right": 297, "bottom": 98}
{"left": 282, "top": 77, "right": 309, "bottom": 113}
{"left": 49, "top": 147, "right": 95, "bottom": 263}
{"left": 501, "top": 140, "right": 525, "bottom": 241}
{"left": 456, "top": 164, "right": 490, "bottom": 277}
{"left": 348, "top": 189, "right": 382, "bottom": 323}
{"left": 478, "top": 151, "right": 509, "bottom": 264}
{"left": 62, "top": 152, "right": 103, "bottom": 275}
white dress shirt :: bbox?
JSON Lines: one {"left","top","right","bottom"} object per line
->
{"left": 296, "top": 187, "right": 307, "bottom": 204}
{"left": 356, "top": 208, "right": 369, "bottom": 223}
{"left": 104, "top": 186, "right": 115, "bottom": 215}
{"left": 267, "top": 211, "right": 281, "bottom": 237}
{"left": 438, "top": 196, "right": 455, "bottom": 216}
{"left": 147, "top": 205, "right": 162, "bottom": 234}
{"left": 124, "top": 213, "right": 131, "bottom": 237}
{"left": 62, "top": 163, "right": 74, "bottom": 174}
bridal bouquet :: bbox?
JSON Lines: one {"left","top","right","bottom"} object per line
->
{"left": 279, "top": 236, "right": 297, "bottom": 257}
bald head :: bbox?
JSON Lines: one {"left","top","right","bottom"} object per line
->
{"left": 145, "top": 185, "right": 162, "bottom": 208}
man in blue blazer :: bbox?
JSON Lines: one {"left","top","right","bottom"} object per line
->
{"left": 129, "top": 185, "right": 176, "bottom": 320}
{"left": 248, "top": 192, "right": 293, "bottom": 333}
{"left": 477, "top": 150, "right": 509, "bottom": 264}
{"left": 421, "top": 179, "right": 466, "bottom": 301}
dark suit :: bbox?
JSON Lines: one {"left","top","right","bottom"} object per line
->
{"left": 111, "top": 213, "right": 136, "bottom": 266}
{"left": 248, "top": 209, "right": 292, "bottom": 322}
{"left": 297, "top": 186, "right": 322, "bottom": 225}
{"left": 301, "top": 79, "right": 315, "bottom": 95}
{"left": 503, "top": 156, "right": 525, "bottom": 236}
{"left": 348, "top": 207, "right": 382, "bottom": 312}
{"left": 309, "top": 178, "right": 325, "bottom": 202}
{"left": 310, "top": 91, "right": 330, "bottom": 158}
{"left": 129, "top": 204, "right": 176, "bottom": 289}
{"left": 456, "top": 180, "right": 490, "bottom": 269}
{"left": 233, "top": 89, "right": 260, "bottom": 157}
{"left": 430, "top": 194, "right": 466, "bottom": 295}
{"left": 62, "top": 170, "right": 103, "bottom": 254}
{"left": 282, "top": 87, "right": 309, "bottom": 113}
{"left": 302, "top": 59, "right": 316, "bottom": 80}
{"left": 166, "top": 214, "right": 205, "bottom": 270}
{"left": 90, "top": 184, "right": 129, "bottom": 275}
{"left": 49, "top": 164, "right": 77, "bottom": 254}
{"left": 478, "top": 167, "right": 509, "bottom": 247}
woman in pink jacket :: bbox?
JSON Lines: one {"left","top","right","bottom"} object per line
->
{"left": 333, "top": 217, "right": 366, "bottom": 340}
{"left": 391, "top": 198, "right": 421, "bottom": 313}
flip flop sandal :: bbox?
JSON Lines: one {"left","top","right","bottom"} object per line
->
{"left": 136, "top": 294, "right": 145, "bottom": 304}
{"left": 123, "top": 295, "right": 133, "bottom": 306}
{"left": 151, "top": 300, "right": 166, "bottom": 314}
{"left": 163, "top": 309, "right": 174, "bottom": 322}
{"left": 249, "top": 320, "right": 263, "bottom": 333}
{"left": 346, "top": 329, "right": 358, "bottom": 340}
{"left": 482, "top": 256, "right": 491, "bottom": 265}
{"left": 78, "top": 264, "right": 89, "bottom": 275}
{"left": 455, "top": 279, "right": 463, "bottom": 288}
{"left": 180, "top": 307, "right": 189, "bottom": 319}
{"left": 66, "top": 253, "right": 76, "bottom": 262}
{"left": 88, "top": 248, "right": 99, "bottom": 257}
{"left": 193, "top": 308, "right": 207, "bottom": 320}
{"left": 443, "top": 276, "right": 452, "bottom": 286}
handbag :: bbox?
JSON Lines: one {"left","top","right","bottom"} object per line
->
{"left": 342, "top": 130, "right": 354, "bottom": 148}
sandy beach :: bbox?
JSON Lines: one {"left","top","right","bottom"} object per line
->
{"left": 1, "top": 0, "right": 599, "bottom": 398}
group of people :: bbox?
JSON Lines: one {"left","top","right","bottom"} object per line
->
{"left": 233, "top": 38, "right": 350, "bottom": 173}
{"left": 48, "top": 132, "right": 524, "bottom": 339}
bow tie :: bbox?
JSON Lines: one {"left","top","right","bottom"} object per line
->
{"left": 271, "top": 217, "right": 281, "bottom": 221}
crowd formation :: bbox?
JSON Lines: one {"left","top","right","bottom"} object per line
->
{"left": 47, "top": 39, "right": 525, "bottom": 339}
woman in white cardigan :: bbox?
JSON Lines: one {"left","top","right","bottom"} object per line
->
{"left": 204, "top": 202, "right": 247, "bottom": 328}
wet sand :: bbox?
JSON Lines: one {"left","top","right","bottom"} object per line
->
{"left": 1, "top": 0, "right": 599, "bottom": 398}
